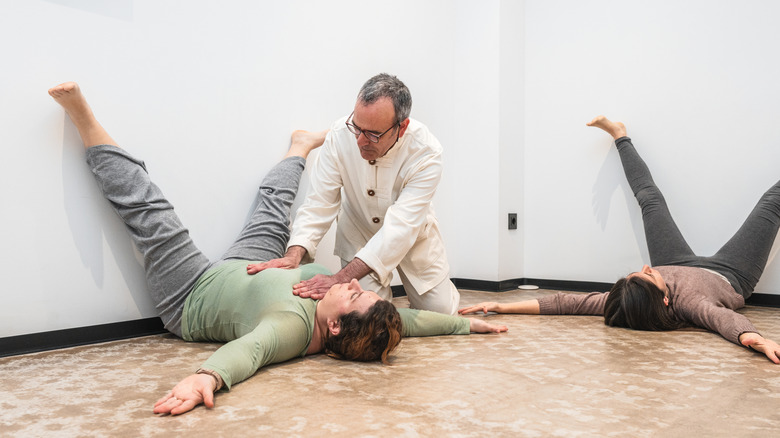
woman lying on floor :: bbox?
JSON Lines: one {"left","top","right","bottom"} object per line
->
{"left": 49, "top": 82, "right": 507, "bottom": 415}
{"left": 460, "top": 116, "right": 780, "bottom": 364}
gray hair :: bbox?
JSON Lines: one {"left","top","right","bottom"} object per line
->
{"left": 357, "top": 73, "right": 412, "bottom": 123}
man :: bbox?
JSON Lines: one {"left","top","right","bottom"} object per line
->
{"left": 248, "top": 73, "right": 459, "bottom": 314}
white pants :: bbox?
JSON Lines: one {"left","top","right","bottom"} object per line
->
{"left": 342, "top": 259, "right": 461, "bottom": 315}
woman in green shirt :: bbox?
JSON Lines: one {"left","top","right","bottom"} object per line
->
{"left": 50, "top": 82, "right": 507, "bottom": 416}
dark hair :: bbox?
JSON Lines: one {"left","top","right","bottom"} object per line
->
{"left": 324, "top": 300, "right": 403, "bottom": 364}
{"left": 604, "top": 276, "right": 684, "bottom": 331}
{"left": 357, "top": 73, "right": 412, "bottom": 123}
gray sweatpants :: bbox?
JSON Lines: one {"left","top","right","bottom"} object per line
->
{"left": 86, "top": 145, "right": 305, "bottom": 336}
{"left": 616, "top": 136, "right": 780, "bottom": 298}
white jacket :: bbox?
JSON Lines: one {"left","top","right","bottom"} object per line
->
{"left": 288, "top": 116, "right": 450, "bottom": 292}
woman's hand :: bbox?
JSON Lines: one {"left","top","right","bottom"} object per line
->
{"left": 468, "top": 318, "right": 508, "bottom": 334}
{"left": 459, "top": 302, "right": 501, "bottom": 315}
{"left": 153, "top": 373, "right": 217, "bottom": 415}
{"left": 740, "top": 332, "right": 780, "bottom": 364}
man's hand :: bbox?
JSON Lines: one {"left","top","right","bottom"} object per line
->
{"left": 153, "top": 373, "right": 217, "bottom": 415}
{"left": 291, "top": 257, "right": 372, "bottom": 300}
{"left": 468, "top": 318, "right": 508, "bottom": 334}
{"left": 247, "top": 257, "right": 299, "bottom": 275}
{"left": 292, "top": 274, "right": 339, "bottom": 300}
{"left": 740, "top": 332, "right": 780, "bottom": 364}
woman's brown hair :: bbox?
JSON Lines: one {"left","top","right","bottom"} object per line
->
{"left": 604, "top": 276, "right": 685, "bottom": 331}
{"left": 324, "top": 299, "right": 403, "bottom": 363}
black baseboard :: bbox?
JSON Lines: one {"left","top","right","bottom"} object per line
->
{"left": 396, "top": 278, "right": 612, "bottom": 296}
{"left": 452, "top": 277, "right": 615, "bottom": 293}
{"left": 746, "top": 293, "right": 780, "bottom": 308}
{"left": 0, "top": 317, "right": 166, "bottom": 359}
{"left": 3, "top": 279, "right": 779, "bottom": 358}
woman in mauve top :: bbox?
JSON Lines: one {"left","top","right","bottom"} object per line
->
{"left": 461, "top": 116, "right": 780, "bottom": 364}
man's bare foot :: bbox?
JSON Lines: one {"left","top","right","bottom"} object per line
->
{"left": 587, "top": 115, "right": 627, "bottom": 140}
{"left": 49, "top": 82, "right": 117, "bottom": 148}
{"left": 287, "top": 129, "right": 328, "bottom": 159}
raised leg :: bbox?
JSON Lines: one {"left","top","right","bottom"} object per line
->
{"left": 589, "top": 116, "right": 696, "bottom": 266}
{"left": 48, "top": 82, "right": 117, "bottom": 148}
{"left": 51, "top": 82, "right": 210, "bottom": 337}
{"left": 587, "top": 115, "right": 626, "bottom": 140}
{"left": 219, "top": 130, "right": 327, "bottom": 262}
{"left": 708, "top": 180, "right": 780, "bottom": 297}
{"left": 285, "top": 129, "right": 328, "bottom": 160}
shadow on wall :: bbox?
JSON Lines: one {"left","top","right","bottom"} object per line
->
{"left": 591, "top": 144, "right": 650, "bottom": 264}
{"left": 44, "top": 0, "right": 134, "bottom": 21}
{"left": 60, "top": 119, "right": 150, "bottom": 309}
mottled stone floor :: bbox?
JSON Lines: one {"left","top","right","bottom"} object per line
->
{"left": 2, "top": 289, "right": 779, "bottom": 437}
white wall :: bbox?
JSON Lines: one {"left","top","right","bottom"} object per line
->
{"left": 2, "top": 0, "right": 779, "bottom": 339}
{"left": 498, "top": 0, "right": 525, "bottom": 280}
{"left": 523, "top": 1, "right": 780, "bottom": 292}
{"left": 0, "top": 0, "right": 503, "bottom": 337}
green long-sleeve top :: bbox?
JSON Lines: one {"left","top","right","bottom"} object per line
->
{"left": 181, "top": 260, "right": 469, "bottom": 389}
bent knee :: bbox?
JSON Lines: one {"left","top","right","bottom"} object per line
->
{"left": 409, "top": 283, "right": 460, "bottom": 315}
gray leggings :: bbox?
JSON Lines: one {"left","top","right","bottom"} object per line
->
{"left": 616, "top": 136, "right": 780, "bottom": 298}
{"left": 86, "top": 146, "right": 305, "bottom": 336}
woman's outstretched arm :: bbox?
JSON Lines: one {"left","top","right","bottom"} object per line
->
{"left": 460, "top": 292, "right": 608, "bottom": 316}
{"left": 153, "top": 373, "right": 218, "bottom": 415}
{"left": 154, "top": 312, "right": 311, "bottom": 415}
{"left": 397, "top": 308, "right": 507, "bottom": 336}
{"left": 459, "top": 300, "right": 540, "bottom": 315}
{"left": 679, "top": 300, "right": 779, "bottom": 364}
{"left": 740, "top": 333, "right": 780, "bottom": 364}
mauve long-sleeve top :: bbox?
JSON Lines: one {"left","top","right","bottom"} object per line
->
{"left": 536, "top": 266, "right": 759, "bottom": 345}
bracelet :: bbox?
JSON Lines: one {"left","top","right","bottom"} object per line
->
{"left": 196, "top": 368, "right": 224, "bottom": 391}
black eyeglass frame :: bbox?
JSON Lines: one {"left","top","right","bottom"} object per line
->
{"left": 345, "top": 112, "right": 399, "bottom": 143}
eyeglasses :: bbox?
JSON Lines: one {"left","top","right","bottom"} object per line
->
{"left": 345, "top": 112, "right": 398, "bottom": 143}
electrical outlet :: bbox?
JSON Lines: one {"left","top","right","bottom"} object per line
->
{"left": 508, "top": 213, "right": 517, "bottom": 230}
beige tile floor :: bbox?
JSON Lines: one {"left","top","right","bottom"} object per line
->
{"left": 2, "top": 289, "right": 779, "bottom": 437}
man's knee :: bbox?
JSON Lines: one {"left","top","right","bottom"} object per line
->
{"left": 418, "top": 298, "right": 459, "bottom": 315}
{"left": 356, "top": 274, "right": 392, "bottom": 301}
{"left": 410, "top": 281, "right": 460, "bottom": 315}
